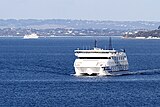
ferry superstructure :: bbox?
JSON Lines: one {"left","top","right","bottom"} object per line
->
{"left": 74, "top": 39, "right": 129, "bottom": 76}
{"left": 23, "top": 33, "right": 39, "bottom": 39}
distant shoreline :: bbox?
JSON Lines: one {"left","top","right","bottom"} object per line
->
{"left": 0, "top": 35, "right": 122, "bottom": 38}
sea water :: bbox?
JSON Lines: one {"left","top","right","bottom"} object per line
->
{"left": 0, "top": 37, "right": 160, "bottom": 106}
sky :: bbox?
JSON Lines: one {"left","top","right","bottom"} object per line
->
{"left": 0, "top": 0, "right": 159, "bottom": 21}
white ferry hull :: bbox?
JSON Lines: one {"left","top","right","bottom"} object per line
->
{"left": 74, "top": 59, "right": 128, "bottom": 76}
{"left": 75, "top": 67, "right": 129, "bottom": 76}
{"left": 23, "top": 37, "right": 39, "bottom": 39}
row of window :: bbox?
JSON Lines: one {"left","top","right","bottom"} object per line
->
{"left": 106, "top": 65, "right": 128, "bottom": 71}
{"left": 75, "top": 52, "right": 116, "bottom": 53}
{"left": 79, "top": 57, "right": 111, "bottom": 59}
{"left": 78, "top": 56, "right": 126, "bottom": 60}
{"left": 112, "top": 56, "right": 126, "bottom": 60}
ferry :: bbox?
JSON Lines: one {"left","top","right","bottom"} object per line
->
{"left": 74, "top": 38, "right": 129, "bottom": 76}
{"left": 23, "top": 33, "right": 39, "bottom": 39}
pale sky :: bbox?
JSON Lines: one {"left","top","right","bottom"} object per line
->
{"left": 0, "top": 0, "right": 159, "bottom": 21}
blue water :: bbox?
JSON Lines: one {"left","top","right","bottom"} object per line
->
{"left": 1, "top": 37, "right": 160, "bottom": 106}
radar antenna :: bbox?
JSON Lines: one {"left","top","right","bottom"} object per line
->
{"left": 94, "top": 40, "right": 97, "bottom": 48}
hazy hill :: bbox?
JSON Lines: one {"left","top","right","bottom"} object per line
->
{"left": 123, "top": 29, "right": 160, "bottom": 38}
{"left": 0, "top": 19, "right": 160, "bottom": 30}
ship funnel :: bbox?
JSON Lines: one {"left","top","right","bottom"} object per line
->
{"left": 109, "top": 37, "right": 112, "bottom": 50}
